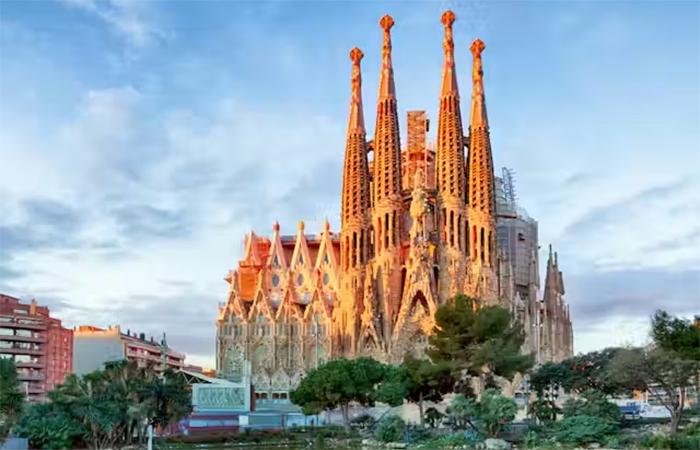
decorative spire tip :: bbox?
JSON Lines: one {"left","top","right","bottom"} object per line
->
{"left": 380, "top": 14, "right": 394, "bottom": 31}
{"left": 350, "top": 47, "right": 364, "bottom": 65}
{"left": 298, "top": 221, "right": 305, "bottom": 231}
{"left": 441, "top": 10, "right": 455, "bottom": 28}
{"left": 470, "top": 39, "right": 485, "bottom": 57}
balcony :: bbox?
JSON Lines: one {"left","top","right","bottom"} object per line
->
{"left": 1, "top": 335, "right": 44, "bottom": 344}
{"left": 0, "top": 346, "right": 45, "bottom": 356}
{"left": 1, "top": 321, "right": 47, "bottom": 331}
{"left": 17, "top": 371, "right": 45, "bottom": 381}
{"left": 15, "top": 360, "right": 45, "bottom": 369}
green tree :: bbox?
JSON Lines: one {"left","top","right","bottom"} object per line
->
{"left": 427, "top": 294, "right": 533, "bottom": 387}
{"left": 446, "top": 388, "right": 517, "bottom": 437}
{"left": 16, "top": 360, "right": 191, "bottom": 449}
{"left": 477, "top": 388, "right": 518, "bottom": 438}
{"left": 290, "top": 357, "right": 398, "bottom": 431}
{"left": 0, "top": 359, "right": 24, "bottom": 440}
{"left": 612, "top": 346, "right": 697, "bottom": 434}
{"left": 530, "top": 348, "right": 631, "bottom": 397}
{"left": 651, "top": 310, "right": 700, "bottom": 407}
{"left": 401, "top": 355, "right": 456, "bottom": 427}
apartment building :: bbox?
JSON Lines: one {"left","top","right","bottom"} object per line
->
{"left": 73, "top": 325, "right": 185, "bottom": 375}
{"left": 0, "top": 294, "right": 73, "bottom": 402}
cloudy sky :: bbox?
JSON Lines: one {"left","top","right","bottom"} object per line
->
{"left": 1, "top": 0, "right": 698, "bottom": 368}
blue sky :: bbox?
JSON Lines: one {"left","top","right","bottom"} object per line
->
{"left": 1, "top": 0, "right": 698, "bottom": 367}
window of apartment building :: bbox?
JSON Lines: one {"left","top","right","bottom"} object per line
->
{"left": 0, "top": 328, "right": 13, "bottom": 336}
{"left": 13, "top": 310, "right": 27, "bottom": 315}
{"left": 0, "top": 317, "right": 11, "bottom": 322}
{"left": 0, "top": 353, "right": 12, "bottom": 359}
{"left": 15, "top": 330, "right": 32, "bottom": 337}
{"left": 0, "top": 341, "right": 12, "bottom": 348}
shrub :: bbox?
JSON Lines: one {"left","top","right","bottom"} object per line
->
{"left": 425, "top": 407, "right": 445, "bottom": 428}
{"left": 603, "top": 433, "right": 631, "bottom": 449}
{"left": 478, "top": 388, "right": 518, "bottom": 437}
{"left": 351, "top": 413, "right": 377, "bottom": 431}
{"left": 640, "top": 430, "right": 700, "bottom": 450}
{"left": 14, "top": 403, "right": 85, "bottom": 450}
{"left": 555, "top": 414, "right": 618, "bottom": 445}
{"left": 374, "top": 415, "right": 406, "bottom": 443}
{"left": 562, "top": 389, "right": 621, "bottom": 425}
{"left": 529, "top": 398, "right": 560, "bottom": 424}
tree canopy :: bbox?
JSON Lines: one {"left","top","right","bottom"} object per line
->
{"left": 530, "top": 347, "right": 633, "bottom": 397}
{"left": 0, "top": 359, "right": 24, "bottom": 440}
{"left": 290, "top": 357, "right": 401, "bottom": 430}
{"left": 15, "top": 360, "right": 191, "bottom": 449}
{"left": 427, "top": 294, "right": 533, "bottom": 383}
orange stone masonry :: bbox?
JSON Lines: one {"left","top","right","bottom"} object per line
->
{"left": 216, "top": 12, "right": 574, "bottom": 397}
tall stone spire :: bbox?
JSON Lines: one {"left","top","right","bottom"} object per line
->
{"left": 467, "top": 38, "right": 497, "bottom": 270}
{"left": 372, "top": 14, "right": 403, "bottom": 346}
{"left": 372, "top": 14, "right": 402, "bottom": 251}
{"left": 436, "top": 10, "right": 467, "bottom": 254}
{"left": 341, "top": 47, "right": 370, "bottom": 232}
{"left": 339, "top": 47, "right": 371, "bottom": 357}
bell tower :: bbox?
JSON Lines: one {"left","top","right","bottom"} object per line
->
{"left": 339, "top": 47, "right": 371, "bottom": 355}
{"left": 467, "top": 38, "right": 498, "bottom": 303}
{"left": 435, "top": 11, "right": 469, "bottom": 301}
{"left": 371, "top": 15, "right": 404, "bottom": 343}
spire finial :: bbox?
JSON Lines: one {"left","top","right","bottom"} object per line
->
{"left": 273, "top": 221, "right": 280, "bottom": 232}
{"left": 442, "top": 11, "right": 455, "bottom": 57}
{"left": 298, "top": 221, "right": 305, "bottom": 232}
{"left": 324, "top": 220, "right": 330, "bottom": 232}
{"left": 347, "top": 47, "right": 366, "bottom": 134}
{"left": 380, "top": 14, "right": 394, "bottom": 33}
{"left": 469, "top": 39, "right": 488, "bottom": 128}
{"left": 440, "top": 11, "right": 458, "bottom": 97}
{"left": 378, "top": 14, "right": 396, "bottom": 99}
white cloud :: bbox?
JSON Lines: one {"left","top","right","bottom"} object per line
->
{"left": 59, "top": 0, "right": 166, "bottom": 48}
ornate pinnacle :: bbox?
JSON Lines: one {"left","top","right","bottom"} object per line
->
{"left": 350, "top": 47, "right": 364, "bottom": 65}
{"left": 380, "top": 14, "right": 394, "bottom": 32}
{"left": 469, "top": 38, "right": 488, "bottom": 128}
{"left": 441, "top": 10, "right": 455, "bottom": 28}
{"left": 470, "top": 39, "right": 485, "bottom": 58}
{"left": 442, "top": 11, "right": 455, "bottom": 56}
{"left": 377, "top": 14, "right": 396, "bottom": 99}
{"left": 348, "top": 47, "right": 365, "bottom": 134}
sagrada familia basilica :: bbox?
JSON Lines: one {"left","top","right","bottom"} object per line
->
{"left": 216, "top": 12, "right": 573, "bottom": 398}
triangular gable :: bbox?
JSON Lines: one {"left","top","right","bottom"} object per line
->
{"left": 220, "top": 291, "right": 249, "bottom": 323}
{"left": 275, "top": 288, "right": 304, "bottom": 322}
{"left": 267, "top": 222, "right": 288, "bottom": 269}
{"left": 248, "top": 287, "right": 274, "bottom": 322}
{"left": 290, "top": 222, "right": 313, "bottom": 274}
{"left": 304, "top": 288, "right": 332, "bottom": 323}
{"left": 243, "top": 232, "right": 263, "bottom": 266}
{"left": 314, "top": 222, "right": 340, "bottom": 288}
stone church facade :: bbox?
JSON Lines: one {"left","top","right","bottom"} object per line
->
{"left": 216, "top": 12, "right": 573, "bottom": 399}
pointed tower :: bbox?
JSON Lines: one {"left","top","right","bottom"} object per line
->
{"left": 339, "top": 47, "right": 371, "bottom": 356}
{"left": 435, "top": 11, "right": 469, "bottom": 302}
{"left": 467, "top": 38, "right": 498, "bottom": 303}
{"left": 371, "top": 15, "right": 404, "bottom": 347}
